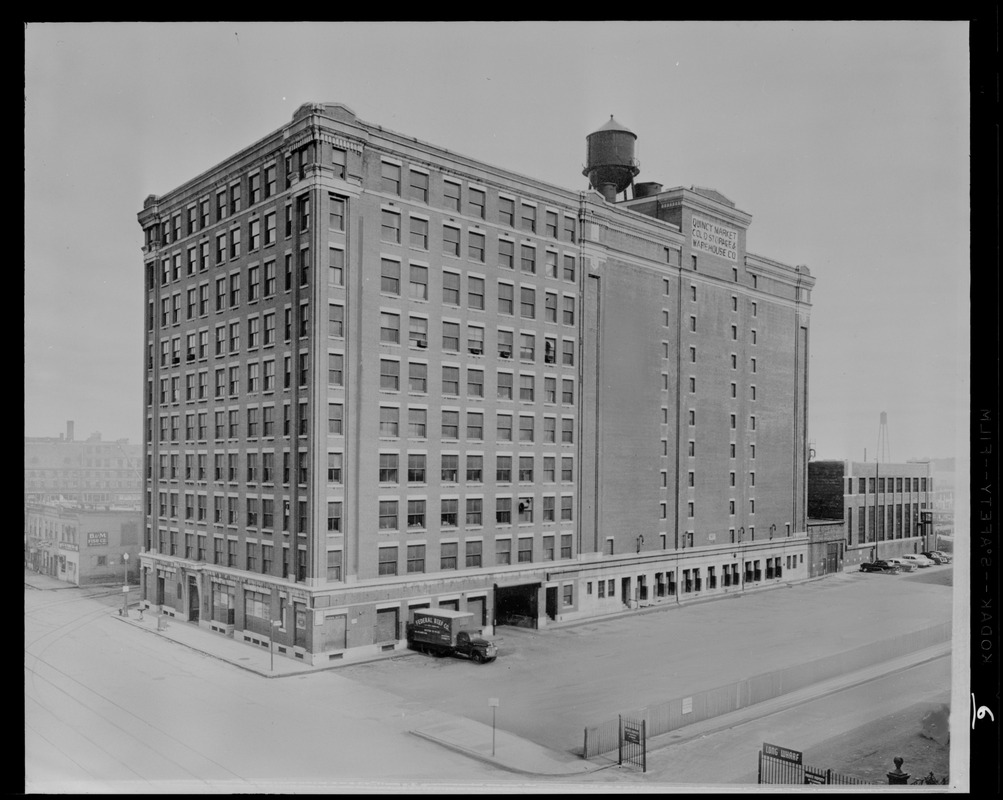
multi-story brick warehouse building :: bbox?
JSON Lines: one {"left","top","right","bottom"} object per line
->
{"left": 807, "top": 459, "right": 934, "bottom": 569}
{"left": 137, "top": 103, "right": 815, "bottom": 662}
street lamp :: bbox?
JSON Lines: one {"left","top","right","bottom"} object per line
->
{"left": 270, "top": 619, "right": 281, "bottom": 671}
{"left": 121, "top": 553, "right": 130, "bottom": 616}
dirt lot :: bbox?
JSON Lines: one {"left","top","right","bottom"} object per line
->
{"left": 805, "top": 698, "right": 951, "bottom": 784}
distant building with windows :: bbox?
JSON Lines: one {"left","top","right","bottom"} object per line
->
{"left": 24, "top": 421, "right": 143, "bottom": 508}
{"left": 25, "top": 502, "right": 141, "bottom": 586}
{"left": 808, "top": 459, "right": 934, "bottom": 568}
{"left": 137, "top": 103, "right": 814, "bottom": 663}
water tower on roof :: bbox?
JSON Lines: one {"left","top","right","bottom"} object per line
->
{"left": 583, "top": 115, "right": 641, "bottom": 202}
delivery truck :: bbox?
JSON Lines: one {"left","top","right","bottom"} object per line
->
{"left": 405, "top": 608, "right": 497, "bottom": 663}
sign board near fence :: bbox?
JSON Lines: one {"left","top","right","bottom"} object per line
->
{"left": 804, "top": 767, "right": 827, "bottom": 784}
{"left": 623, "top": 722, "right": 641, "bottom": 744}
{"left": 87, "top": 532, "right": 108, "bottom": 547}
{"left": 762, "top": 742, "right": 802, "bottom": 765}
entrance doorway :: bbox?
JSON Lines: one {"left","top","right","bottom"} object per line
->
{"left": 187, "top": 576, "right": 199, "bottom": 622}
{"left": 156, "top": 576, "right": 165, "bottom": 605}
{"left": 545, "top": 586, "right": 558, "bottom": 620}
{"left": 621, "top": 576, "right": 632, "bottom": 607}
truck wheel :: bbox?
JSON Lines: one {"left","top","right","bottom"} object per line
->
{"left": 433, "top": 648, "right": 446, "bottom": 658}
{"left": 472, "top": 651, "right": 484, "bottom": 664}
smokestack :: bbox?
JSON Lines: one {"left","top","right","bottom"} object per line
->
{"left": 66, "top": 420, "right": 74, "bottom": 441}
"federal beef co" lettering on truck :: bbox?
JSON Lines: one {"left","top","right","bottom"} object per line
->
{"left": 405, "top": 609, "right": 497, "bottom": 663}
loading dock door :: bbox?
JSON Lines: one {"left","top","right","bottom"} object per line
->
{"left": 494, "top": 583, "right": 540, "bottom": 628}
{"left": 468, "top": 596, "right": 486, "bottom": 626}
{"left": 376, "top": 607, "right": 399, "bottom": 643}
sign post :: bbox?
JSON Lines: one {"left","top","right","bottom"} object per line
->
{"left": 488, "top": 697, "right": 499, "bottom": 757}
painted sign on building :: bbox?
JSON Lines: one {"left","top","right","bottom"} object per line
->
{"left": 691, "top": 214, "right": 738, "bottom": 262}
{"left": 87, "top": 532, "right": 108, "bottom": 547}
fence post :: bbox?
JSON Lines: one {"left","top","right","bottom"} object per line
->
{"left": 642, "top": 719, "right": 647, "bottom": 773}
{"left": 583, "top": 727, "right": 587, "bottom": 760}
{"left": 618, "top": 715, "right": 623, "bottom": 766}
{"left": 757, "top": 751, "right": 762, "bottom": 784}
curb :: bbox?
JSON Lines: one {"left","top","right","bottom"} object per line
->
{"left": 408, "top": 730, "right": 598, "bottom": 779}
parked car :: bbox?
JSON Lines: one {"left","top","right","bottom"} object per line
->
{"left": 932, "top": 551, "right": 953, "bottom": 563}
{"left": 860, "top": 560, "right": 901, "bottom": 574}
{"left": 886, "top": 557, "right": 916, "bottom": 572}
{"left": 901, "top": 554, "right": 934, "bottom": 568}
{"left": 922, "top": 551, "right": 950, "bottom": 564}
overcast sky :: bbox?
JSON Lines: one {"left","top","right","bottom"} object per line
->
{"left": 24, "top": 21, "right": 969, "bottom": 463}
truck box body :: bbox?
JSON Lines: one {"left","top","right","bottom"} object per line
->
{"left": 406, "top": 609, "right": 497, "bottom": 662}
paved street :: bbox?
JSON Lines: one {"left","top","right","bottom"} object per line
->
{"left": 25, "top": 565, "right": 956, "bottom": 791}
{"left": 25, "top": 583, "right": 521, "bottom": 792}
{"left": 339, "top": 566, "right": 954, "bottom": 754}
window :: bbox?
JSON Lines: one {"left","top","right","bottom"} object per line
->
{"left": 497, "top": 371, "right": 513, "bottom": 400}
{"left": 409, "top": 217, "right": 429, "bottom": 250}
{"left": 468, "top": 231, "right": 485, "bottom": 262}
{"left": 328, "top": 403, "right": 343, "bottom": 435}
{"left": 442, "top": 321, "right": 460, "bottom": 351}
{"left": 563, "top": 254, "right": 576, "bottom": 282}
{"left": 562, "top": 379, "right": 574, "bottom": 405}
{"left": 381, "top": 211, "right": 401, "bottom": 244}
{"left": 408, "top": 169, "right": 428, "bottom": 203}
{"left": 497, "top": 414, "right": 513, "bottom": 441}
{"left": 562, "top": 296, "right": 575, "bottom": 325}
{"left": 497, "top": 329, "right": 514, "bottom": 359}
{"left": 441, "top": 410, "right": 459, "bottom": 439}
{"left": 379, "top": 453, "right": 398, "bottom": 483}
{"left": 496, "top": 456, "right": 512, "bottom": 482}
{"left": 466, "top": 454, "right": 483, "bottom": 483}
{"left": 380, "top": 312, "right": 400, "bottom": 344}
{"left": 520, "top": 374, "right": 535, "bottom": 401}
{"left": 442, "top": 366, "right": 460, "bottom": 396}
{"left": 407, "top": 543, "right": 426, "bottom": 573}
{"left": 498, "top": 283, "right": 514, "bottom": 315}
{"left": 409, "top": 362, "right": 428, "bottom": 393}
{"left": 499, "top": 197, "right": 515, "bottom": 227}
{"left": 331, "top": 148, "right": 346, "bottom": 180}
{"left": 327, "top": 452, "right": 343, "bottom": 484}
{"left": 409, "top": 408, "right": 428, "bottom": 438}
{"left": 409, "top": 264, "right": 428, "bottom": 300}
{"left": 443, "top": 271, "right": 460, "bottom": 305}
{"left": 518, "top": 537, "right": 533, "bottom": 563}
{"left": 466, "top": 411, "right": 483, "bottom": 440}
{"left": 465, "top": 539, "right": 482, "bottom": 567}
{"left": 378, "top": 546, "right": 398, "bottom": 575}
{"left": 380, "top": 359, "right": 400, "bottom": 391}
{"left": 407, "top": 501, "right": 426, "bottom": 530}
{"left": 441, "top": 500, "right": 459, "bottom": 529}
{"left": 519, "top": 415, "right": 534, "bottom": 442}
{"left": 496, "top": 539, "right": 512, "bottom": 565}
{"left": 468, "top": 277, "right": 485, "bottom": 310}
{"left": 468, "top": 187, "right": 485, "bottom": 219}
{"left": 328, "top": 304, "right": 344, "bottom": 338}
{"left": 444, "top": 180, "right": 461, "bottom": 212}
{"left": 520, "top": 333, "right": 535, "bottom": 361}
{"left": 520, "top": 245, "right": 536, "bottom": 274}
{"left": 467, "top": 368, "right": 484, "bottom": 397}
{"left": 499, "top": 239, "right": 514, "bottom": 270}
{"left": 520, "top": 204, "right": 536, "bottom": 233}
{"left": 496, "top": 496, "right": 512, "bottom": 524}
{"left": 466, "top": 499, "right": 483, "bottom": 526}
{"left": 520, "top": 287, "right": 535, "bottom": 319}
{"left": 407, "top": 454, "right": 426, "bottom": 483}
{"left": 441, "top": 454, "right": 459, "bottom": 483}
{"left": 327, "top": 353, "right": 343, "bottom": 387}
{"left": 519, "top": 455, "right": 534, "bottom": 482}
{"left": 443, "top": 225, "right": 461, "bottom": 257}
{"left": 467, "top": 326, "right": 484, "bottom": 355}
{"left": 379, "top": 501, "right": 398, "bottom": 530}
{"left": 379, "top": 406, "right": 399, "bottom": 437}
{"left": 561, "top": 418, "right": 574, "bottom": 443}
{"left": 381, "top": 162, "right": 401, "bottom": 195}
{"left": 328, "top": 248, "right": 345, "bottom": 286}
{"left": 545, "top": 293, "right": 558, "bottom": 323}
